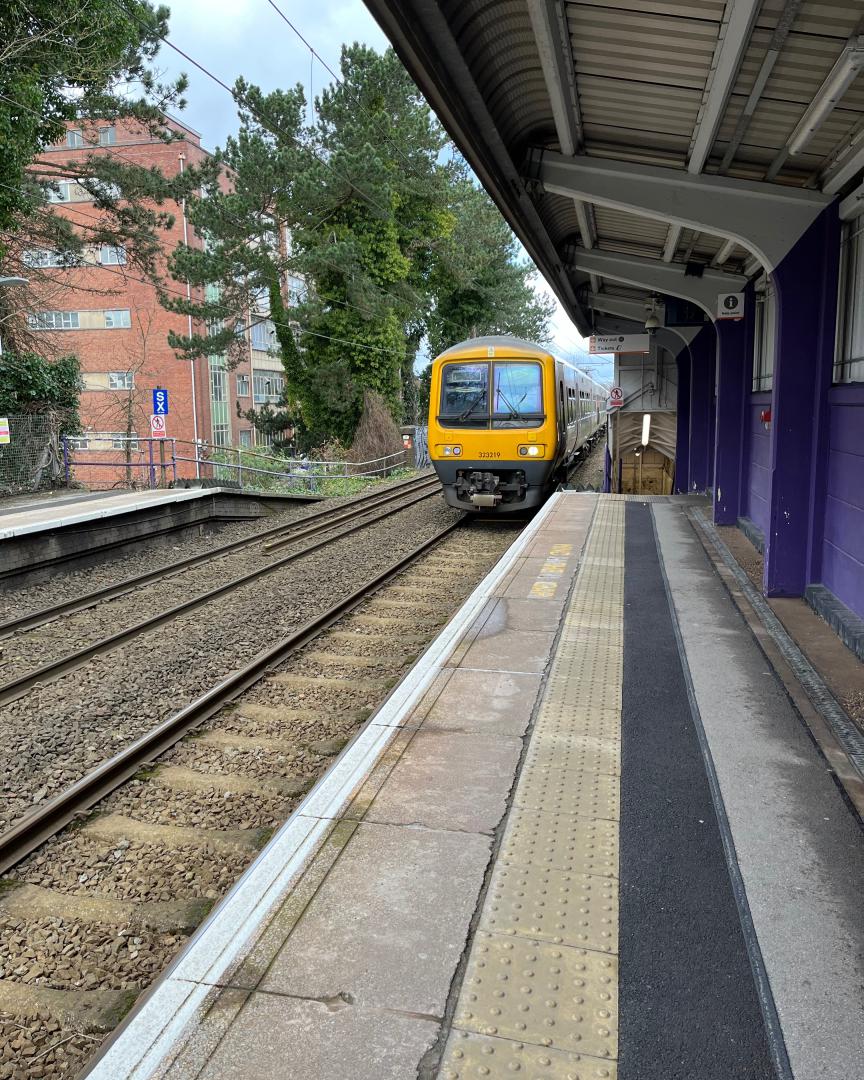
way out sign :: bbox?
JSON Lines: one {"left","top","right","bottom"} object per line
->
{"left": 589, "top": 333, "right": 649, "bottom": 354}
{"left": 149, "top": 414, "right": 167, "bottom": 439}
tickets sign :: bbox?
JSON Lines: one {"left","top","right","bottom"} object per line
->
{"left": 589, "top": 334, "right": 650, "bottom": 354}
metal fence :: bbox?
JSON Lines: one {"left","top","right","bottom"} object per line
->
{"left": 61, "top": 436, "right": 411, "bottom": 494}
{"left": 0, "top": 414, "right": 63, "bottom": 496}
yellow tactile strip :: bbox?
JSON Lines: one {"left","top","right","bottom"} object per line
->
{"left": 441, "top": 498, "right": 625, "bottom": 1077}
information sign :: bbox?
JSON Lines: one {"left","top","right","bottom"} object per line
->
{"left": 589, "top": 334, "right": 650, "bottom": 354}
{"left": 152, "top": 388, "right": 169, "bottom": 415}
{"left": 150, "top": 414, "right": 167, "bottom": 438}
{"left": 717, "top": 293, "right": 744, "bottom": 320}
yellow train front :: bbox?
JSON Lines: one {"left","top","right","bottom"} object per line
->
{"left": 428, "top": 335, "right": 607, "bottom": 512}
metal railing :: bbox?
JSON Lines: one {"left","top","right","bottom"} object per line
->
{"left": 61, "top": 436, "right": 410, "bottom": 493}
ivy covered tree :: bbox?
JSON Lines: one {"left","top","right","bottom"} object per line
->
{"left": 426, "top": 174, "right": 556, "bottom": 357}
{"left": 285, "top": 44, "right": 451, "bottom": 443}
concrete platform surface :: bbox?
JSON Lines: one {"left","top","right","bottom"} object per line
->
{"left": 83, "top": 494, "right": 864, "bottom": 1080}
{"left": 0, "top": 487, "right": 242, "bottom": 539}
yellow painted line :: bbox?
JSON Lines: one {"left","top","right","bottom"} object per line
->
{"left": 442, "top": 497, "right": 625, "bottom": 1076}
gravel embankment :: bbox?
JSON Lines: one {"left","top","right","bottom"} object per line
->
{"left": 0, "top": 497, "right": 461, "bottom": 831}
{"left": 0, "top": 491, "right": 437, "bottom": 685}
{"left": 0, "top": 474, "right": 428, "bottom": 623}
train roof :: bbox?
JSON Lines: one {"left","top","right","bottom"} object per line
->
{"left": 436, "top": 336, "right": 608, "bottom": 394}
{"left": 437, "top": 335, "right": 551, "bottom": 359}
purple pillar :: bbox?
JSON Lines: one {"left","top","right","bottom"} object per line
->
{"left": 713, "top": 301, "right": 751, "bottom": 524}
{"left": 765, "top": 204, "right": 841, "bottom": 597}
{"left": 688, "top": 327, "right": 714, "bottom": 493}
{"left": 675, "top": 352, "right": 691, "bottom": 494}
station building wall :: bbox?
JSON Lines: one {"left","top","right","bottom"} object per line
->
{"left": 821, "top": 384, "right": 864, "bottom": 620}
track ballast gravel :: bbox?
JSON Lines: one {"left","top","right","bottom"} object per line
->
{"left": 0, "top": 496, "right": 460, "bottom": 831}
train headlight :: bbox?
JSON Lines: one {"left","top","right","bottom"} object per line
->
{"left": 518, "top": 444, "right": 544, "bottom": 457}
{"left": 436, "top": 444, "right": 463, "bottom": 457}
{"left": 452, "top": 446, "right": 462, "bottom": 456}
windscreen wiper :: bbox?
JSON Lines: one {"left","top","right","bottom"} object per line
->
{"left": 495, "top": 387, "right": 527, "bottom": 419}
{"left": 456, "top": 389, "right": 488, "bottom": 420}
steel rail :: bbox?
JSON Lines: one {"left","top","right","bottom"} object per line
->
{"left": 0, "top": 521, "right": 461, "bottom": 875}
{"left": 0, "top": 485, "right": 441, "bottom": 708}
{"left": 0, "top": 474, "right": 438, "bottom": 638}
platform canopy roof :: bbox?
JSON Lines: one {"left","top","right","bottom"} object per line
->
{"left": 364, "top": 0, "right": 864, "bottom": 335}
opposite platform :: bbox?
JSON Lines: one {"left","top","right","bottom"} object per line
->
{"left": 83, "top": 493, "right": 864, "bottom": 1080}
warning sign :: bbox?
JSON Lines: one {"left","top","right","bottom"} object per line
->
{"left": 609, "top": 387, "right": 624, "bottom": 408}
{"left": 0, "top": 417, "right": 9, "bottom": 445}
{"left": 149, "top": 414, "right": 167, "bottom": 438}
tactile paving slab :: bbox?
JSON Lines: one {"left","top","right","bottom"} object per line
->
{"left": 482, "top": 863, "right": 618, "bottom": 952}
{"left": 515, "top": 766, "right": 619, "bottom": 820}
{"left": 454, "top": 932, "right": 618, "bottom": 1060}
{"left": 498, "top": 808, "right": 619, "bottom": 878}
{"left": 441, "top": 1030, "right": 618, "bottom": 1079}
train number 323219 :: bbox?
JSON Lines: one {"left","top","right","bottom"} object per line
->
{"left": 478, "top": 451, "right": 502, "bottom": 459}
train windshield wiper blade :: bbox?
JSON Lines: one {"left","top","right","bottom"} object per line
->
{"left": 456, "top": 389, "right": 488, "bottom": 420}
{"left": 495, "top": 387, "right": 526, "bottom": 419}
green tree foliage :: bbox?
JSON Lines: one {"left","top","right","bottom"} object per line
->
{"left": 285, "top": 44, "right": 450, "bottom": 443}
{"left": 426, "top": 175, "right": 556, "bottom": 358}
{"left": 0, "top": 0, "right": 189, "bottom": 239}
{"left": 0, "top": 351, "right": 81, "bottom": 431}
{"left": 0, "top": 0, "right": 216, "bottom": 358}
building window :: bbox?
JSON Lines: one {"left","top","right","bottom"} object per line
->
{"left": 287, "top": 274, "right": 305, "bottom": 305}
{"left": 104, "top": 309, "right": 131, "bottom": 328}
{"left": 250, "top": 319, "right": 274, "bottom": 351}
{"left": 98, "top": 126, "right": 116, "bottom": 146}
{"left": 47, "top": 178, "right": 92, "bottom": 203}
{"left": 28, "top": 310, "right": 80, "bottom": 330}
{"left": 250, "top": 286, "right": 270, "bottom": 313}
{"left": 253, "top": 371, "right": 284, "bottom": 403}
{"left": 210, "top": 367, "right": 227, "bottom": 402}
{"left": 22, "top": 248, "right": 79, "bottom": 268}
{"left": 752, "top": 278, "right": 775, "bottom": 392}
{"left": 108, "top": 371, "right": 134, "bottom": 390}
{"left": 835, "top": 215, "right": 864, "bottom": 384}
{"left": 212, "top": 423, "right": 231, "bottom": 447}
{"left": 239, "top": 429, "right": 252, "bottom": 447}
{"left": 66, "top": 129, "right": 85, "bottom": 148}
{"left": 99, "top": 245, "right": 126, "bottom": 265}
{"left": 236, "top": 374, "right": 250, "bottom": 396}
{"left": 67, "top": 435, "right": 89, "bottom": 450}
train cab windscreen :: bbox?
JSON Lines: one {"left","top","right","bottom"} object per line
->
{"left": 438, "top": 361, "right": 543, "bottom": 428}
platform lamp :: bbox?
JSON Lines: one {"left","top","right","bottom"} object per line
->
{"left": 0, "top": 276, "right": 30, "bottom": 356}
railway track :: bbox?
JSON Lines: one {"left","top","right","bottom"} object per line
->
{"left": 0, "top": 519, "right": 518, "bottom": 1079}
{"left": 0, "top": 473, "right": 436, "bottom": 636}
{"left": 0, "top": 475, "right": 440, "bottom": 708}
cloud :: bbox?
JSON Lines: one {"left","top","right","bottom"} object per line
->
{"left": 157, "top": 0, "right": 389, "bottom": 149}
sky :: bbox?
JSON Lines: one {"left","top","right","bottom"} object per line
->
{"left": 154, "top": 0, "right": 613, "bottom": 383}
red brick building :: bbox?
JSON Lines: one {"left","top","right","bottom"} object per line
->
{"left": 28, "top": 117, "right": 289, "bottom": 487}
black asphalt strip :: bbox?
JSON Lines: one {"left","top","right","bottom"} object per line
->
{"left": 618, "top": 502, "right": 777, "bottom": 1080}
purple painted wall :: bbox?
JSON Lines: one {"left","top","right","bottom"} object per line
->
{"left": 820, "top": 383, "right": 864, "bottom": 619}
{"left": 743, "top": 392, "right": 772, "bottom": 539}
